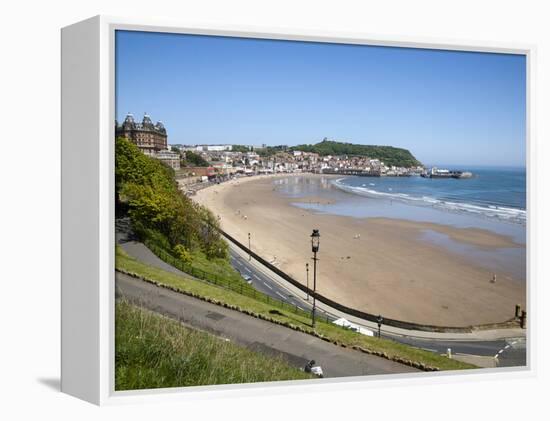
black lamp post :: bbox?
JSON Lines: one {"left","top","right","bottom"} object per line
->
{"left": 306, "top": 263, "right": 310, "bottom": 301}
{"left": 311, "top": 229, "right": 320, "bottom": 329}
{"left": 248, "top": 232, "right": 251, "bottom": 261}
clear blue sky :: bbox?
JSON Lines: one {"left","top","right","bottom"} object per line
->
{"left": 115, "top": 30, "right": 526, "bottom": 167}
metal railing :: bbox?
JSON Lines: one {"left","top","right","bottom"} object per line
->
{"left": 219, "top": 229, "right": 522, "bottom": 333}
{"left": 143, "top": 240, "right": 314, "bottom": 320}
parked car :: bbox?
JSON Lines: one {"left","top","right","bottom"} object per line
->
{"left": 241, "top": 273, "right": 252, "bottom": 284}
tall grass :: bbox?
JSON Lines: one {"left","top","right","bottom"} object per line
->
{"left": 115, "top": 300, "right": 312, "bottom": 391}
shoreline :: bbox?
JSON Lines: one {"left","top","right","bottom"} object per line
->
{"left": 193, "top": 173, "right": 526, "bottom": 326}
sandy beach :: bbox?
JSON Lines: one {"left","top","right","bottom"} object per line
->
{"left": 193, "top": 174, "right": 526, "bottom": 326}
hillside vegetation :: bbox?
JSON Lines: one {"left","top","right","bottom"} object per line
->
{"left": 116, "top": 137, "right": 226, "bottom": 259}
{"left": 182, "top": 150, "right": 210, "bottom": 167}
{"left": 291, "top": 139, "right": 422, "bottom": 167}
{"left": 115, "top": 300, "right": 311, "bottom": 390}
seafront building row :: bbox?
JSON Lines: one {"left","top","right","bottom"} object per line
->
{"left": 173, "top": 145, "right": 424, "bottom": 178}
{"left": 116, "top": 112, "right": 423, "bottom": 178}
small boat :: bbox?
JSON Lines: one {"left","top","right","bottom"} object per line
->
{"left": 422, "top": 167, "right": 473, "bottom": 179}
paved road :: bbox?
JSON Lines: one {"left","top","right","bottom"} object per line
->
{"left": 492, "top": 337, "right": 527, "bottom": 367}
{"left": 227, "top": 243, "right": 526, "bottom": 368}
{"left": 229, "top": 249, "right": 323, "bottom": 315}
{"left": 116, "top": 223, "right": 526, "bottom": 369}
{"left": 389, "top": 334, "right": 526, "bottom": 367}
{"left": 116, "top": 272, "right": 419, "bottom": 378}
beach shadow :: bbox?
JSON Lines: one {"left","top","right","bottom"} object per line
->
{"left": 37, "top": 377, "right": 60, "bottom": 392}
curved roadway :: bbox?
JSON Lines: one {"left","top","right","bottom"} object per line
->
{"left": 116, "top": 227, "right": 526, "bottom": 369}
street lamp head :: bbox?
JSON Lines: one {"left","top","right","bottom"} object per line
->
{"left": 311, "top": 229, "right": 320, "bottom": 253}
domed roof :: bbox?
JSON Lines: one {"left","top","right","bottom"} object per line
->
{"left": 121, "top": 112, "right": 136, "bottom": 130}
{"left": 142, "top": 113, "right": 154, "bottom": 128}
{"left": 155, "top": 120, "right": 166, "bottom": 134}
{"left": 123, "top": 112, "right": 135, "bottom": 123}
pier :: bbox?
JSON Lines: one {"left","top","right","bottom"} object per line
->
{"left": 321, "top": 169, "right": 381, "bottom": 177}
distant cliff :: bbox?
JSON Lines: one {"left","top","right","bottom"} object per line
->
{"left": 291, "top": 139, "right": 422, "bottom": 168}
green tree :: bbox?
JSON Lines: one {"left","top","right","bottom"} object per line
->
{"left": 290, "top": 139, "right": 422, "bottom": 167}
{"left": 116, "top": 137, "right": 226, "bottom": 259}
{"left": 231, "top": 144, "right": 250, "bottom": 153}
{"left": 173, "top": 244, "right": 193, "bottom": 264}
{"left": 183, "top": 151, "right": 210, "bottom": 167}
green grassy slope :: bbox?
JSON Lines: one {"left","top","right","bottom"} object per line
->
{"left": 116, "top": 246, "right": 477, "bottom": 372}
{"left": 115, "top": 300, "right": 311, "bottom": 391}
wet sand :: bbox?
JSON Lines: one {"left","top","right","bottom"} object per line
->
{"left": 193, "top": 174, "right": 526, "bottom": 326}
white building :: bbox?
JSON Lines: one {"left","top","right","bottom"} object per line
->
{"left": 182, "top": 144, "right": 233, "bottom": 152}
{"left": 154, "top": 149, "right": 181, "bottom": 170}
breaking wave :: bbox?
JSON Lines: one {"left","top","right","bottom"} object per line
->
{"left": 332, "top": 178, "right": 526, "bottom": 225}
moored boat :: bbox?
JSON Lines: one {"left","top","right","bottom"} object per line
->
{"left": 421, "top": 167, "right": 473, "bottom": 179}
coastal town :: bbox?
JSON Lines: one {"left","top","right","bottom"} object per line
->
{"left": 116, "top": 112, "right": 431, "bottom": 192}
{"left": 102, "top": 27, "right": 528, "bottom": 395}
{"left": 174, "top": 143, "right": 426, "bottom": 177}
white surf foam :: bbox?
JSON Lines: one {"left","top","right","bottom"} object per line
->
{"left": 332, "top": 179, "right": 526, "bottom": 225}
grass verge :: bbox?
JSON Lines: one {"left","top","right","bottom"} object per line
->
{"left": 116, "top": 246, "right": 477, "bottom": 371}
{"left": 115, "top": 300, "right": 312, "bottom": 390}
{"left": 144, "top": 239, "right": 255, "bottom": 291}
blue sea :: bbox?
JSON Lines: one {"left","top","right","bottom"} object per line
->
{"left": 334, "top": 167, "right": 526, "bottom": 224}
{"left": 273, "top": 168, "right": 526, "bottom": 280}
{"left": 274, "top": 167, "right": 527, "bottom": 244}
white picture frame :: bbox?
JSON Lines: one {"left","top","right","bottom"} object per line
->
{"left": 61, "top": 15, "right": 536, "bottom": 405}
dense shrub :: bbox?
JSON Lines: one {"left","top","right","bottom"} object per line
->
{"left": 174, "top": 244, "right": 193, "bottom": 264}
{"left": 182, "top": 150, "right": 210, "bottom": 167}
{"left": 116, "top": 137, "right": 226, "bottom": 259}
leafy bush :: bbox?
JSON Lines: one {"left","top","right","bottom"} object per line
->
{"left": 182, "top": 150, "right": 210, "bottom": 167}
{"left": 174, "top": 244, "right": 193, "bottom": 264}
{"left": 133, "top": 222, "right": 172, "bottom": 251}
{"left": 116, "top": 137, "right": 226, "bottom": 259}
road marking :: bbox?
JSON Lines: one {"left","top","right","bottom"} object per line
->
{"left": 288, "top": 299, "right": 305, "bottom": 309}
{"left": 421, "top": 348, "right": 438, "bottom": 353}
{"left": 262, "top": 282, "right": 273, "bottom": 290}
{"left": 494, "top": 338, "right": 525, "bottom": 360}
{"left": 253, "top": 274, "right": 262, "bottom": 281}
{"left": 276, "top": 291, "right": 287, "bottom": 300}
{"left": 243, "top": 267, "right": 252, "bottom": 273}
